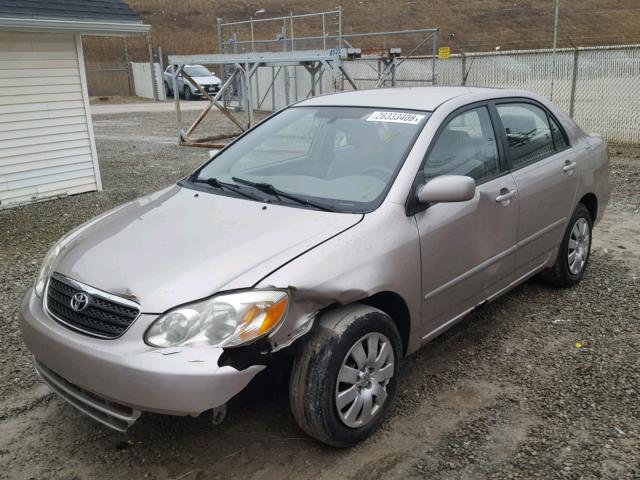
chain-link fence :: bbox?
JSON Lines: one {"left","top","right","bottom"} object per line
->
{"left": 86, "top": 66, "right": 133, "bottom": 97}
{"left": 436, "top": 45, "right": 640, "bottom": 144}
{"left": 252, "top": 44, "right": 640, "bottom": 144}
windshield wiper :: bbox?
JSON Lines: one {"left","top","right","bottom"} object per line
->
{"left": 231, "top": 176, "right": 335, "bottom": 212}
{"left": 190, "top": 176, "right": 261, "bottom": 201}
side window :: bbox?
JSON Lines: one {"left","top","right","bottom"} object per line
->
{"left": 424, "top": 106, "right": 500, "bottom": 184}
{"left": 548, "top": 114, "right": 569, "bottom": 150}
{"left": 497, "top": 103, "right": 555, "bottom": 169}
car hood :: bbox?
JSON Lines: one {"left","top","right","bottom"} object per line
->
{"left": 192, "top": 75, "right": 221, "bottom": 85}
{"left": 54, "top": 185, "right": 361, "bottom": 313}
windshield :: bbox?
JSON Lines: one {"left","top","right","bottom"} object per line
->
{"left": 184, "top": 66, "right": 211, "bottom": 77}
{"left": 191, "top": 106, "right": 430, "bottom": 212}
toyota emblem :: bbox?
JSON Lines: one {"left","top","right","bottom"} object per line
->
{"left": 70, "top": 292, "right": 90, "bottom": 312}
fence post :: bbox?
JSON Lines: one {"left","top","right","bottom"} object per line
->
{"left": 146, "top": 32, "right": 158, "bottom": 101}
{"left": 391, "top": 57, "right": 397, "bottom": 87}
{"left": 271, "top": 66, "right": 276, "bottom": 110}
{"left": 461, "top": 55, "right": 466, "bottom": 85}
{"left": 255, "top": 70, "right": 260, "bottom": 109}
{"left": 158, "top": 46, "right": 164, "bottom": 84}
{"left": 217, "top": 18, "right": 224, "bottom": 54}
{"left": 122, "top": 37, "right": 134, "bottom": 96}
{"left": 431, "top": 30, "right": 438, "bottom": 84}
{"left": 569, "top": 48, "right": 579, "bottom": 118}
{"left": 284, "top": 66, "right": 290, "bottom": 105}
{"left": 245, "top": 62, "right": 254, "bottom": 126}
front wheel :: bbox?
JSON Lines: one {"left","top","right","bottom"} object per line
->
{"left": 289, "top": 305, "right": 402, "bottom": 447}
{"left": 541, "top": 203, "right": 592, "bottom": 287}
{"left": 183, "top": 85, "right": 192, "bottom": 101}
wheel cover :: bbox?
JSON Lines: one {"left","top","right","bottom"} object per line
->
{"left": 335, "top": 332, "right": 395, "bottom": 428}
{"left": 568, "top": 217, "right": 590, "bottom": 275}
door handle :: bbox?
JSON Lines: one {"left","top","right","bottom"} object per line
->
{"left": 495, "top": 189, "right": 516, "bottom": 203}
{"left": 563, "top": 161, "right": 577, "bottom": 173}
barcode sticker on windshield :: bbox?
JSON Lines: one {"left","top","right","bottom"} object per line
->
{"left": 367, "top": 111, "right": 425, "bottom": 125}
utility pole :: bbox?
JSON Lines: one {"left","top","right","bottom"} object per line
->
{"left": 550, "top": 0, "right": 560, "bottom": 101}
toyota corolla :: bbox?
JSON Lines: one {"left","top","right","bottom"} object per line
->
{"left": 20, "top": 87, "right": 609, "bottom": 447}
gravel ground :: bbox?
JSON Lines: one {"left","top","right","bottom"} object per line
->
{"left": 0, "top": 111, "right": 638, "bottom": 479}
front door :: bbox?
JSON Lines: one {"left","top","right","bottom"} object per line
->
{"left": 414, "top": 105, "right": 519, "bottom": 340}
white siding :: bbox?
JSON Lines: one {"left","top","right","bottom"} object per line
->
{"left": 0, "top": 32, "right": 99, "bottom": 209}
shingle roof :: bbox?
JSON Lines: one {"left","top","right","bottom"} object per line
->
{"left": 0, "top": 0, "right": 144, "bottom": 23}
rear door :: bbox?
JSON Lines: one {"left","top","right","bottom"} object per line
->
{"left": 413, "top": 104, "right": 520, "bottom": 339}
{"left": 493, "top": 101, "right": 578, "bottom": 274}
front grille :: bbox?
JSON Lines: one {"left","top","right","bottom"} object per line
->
{"left": 45, "top": 273, "right": 140, "bottom": 339}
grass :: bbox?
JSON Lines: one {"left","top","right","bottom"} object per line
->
{"left": 82, "top": 0, "right": 640, "bottom": 93}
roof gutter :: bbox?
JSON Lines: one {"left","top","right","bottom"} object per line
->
{"left": 0, "top": 17, "right": 151, "bottom": 35}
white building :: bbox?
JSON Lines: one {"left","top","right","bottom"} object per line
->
{"left": 0, "top": 1, "right": 151, "bottom": 209}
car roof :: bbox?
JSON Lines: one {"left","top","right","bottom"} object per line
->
{"left": 296, "top": 86, "right": 499, "bottom": 111}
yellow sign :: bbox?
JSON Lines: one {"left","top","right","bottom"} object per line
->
{"left": 438, "top": 46, "right": 451, "bottom": 60}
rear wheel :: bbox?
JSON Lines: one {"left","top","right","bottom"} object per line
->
{"left": 541, "top": 203, "right": 592, "bottom": 287}
{"left": 183, "top": 85, "right": 192, "bottom": 101}
{"left": 164, "top": 81, "right": 172, "bottom": 97}
{"left": 289, "top": 305, "right": 402, "bottom": 447}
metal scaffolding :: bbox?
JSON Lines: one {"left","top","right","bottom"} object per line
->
{"left": 217, "top": 9, "right": 343, "bottom": 54}
{"left": 168, "top": 9, "right": 438, "bottom": 148}
{"left": 167, "top": 50, "right": 359, "bottom": 148}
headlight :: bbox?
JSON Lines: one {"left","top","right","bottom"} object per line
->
{"left": 145, "top": 290, "right": 289, "bottom": 348}
{"left": 34, "top": 242, "right": 61, "bottom": 298}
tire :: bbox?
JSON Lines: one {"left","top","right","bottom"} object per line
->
{"left": 164, "top": 81, "right": 172, "bottom": 98}
{"left": 540, "top": 203, "right": 593, "bottom": 287}
{"left": 289, "top": 304, "right": 402, "bottom": 447}
{"left": 183, "top": 85, "right": 192, "bottom": 101}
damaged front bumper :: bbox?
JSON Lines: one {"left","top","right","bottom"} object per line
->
{"left": 19, "top": 289, "right": 265, "bottom": 431}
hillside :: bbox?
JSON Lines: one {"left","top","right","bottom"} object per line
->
{"left": 83, "top": 0, "right": 640, "bottom": 94}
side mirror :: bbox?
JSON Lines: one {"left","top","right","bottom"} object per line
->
{"left": 208, "top": 148, "right": 221, "bottom": 159}
{"left": 417, "top": 175, "right": 476, "bottom": 203}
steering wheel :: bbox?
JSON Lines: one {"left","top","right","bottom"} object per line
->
{"left": 362, "top": 166, "right": 394, "bottom": 180}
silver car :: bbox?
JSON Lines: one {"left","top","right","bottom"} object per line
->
{"left": 20, "top": 87, "right": 609, "bottom": 447}
{"left": 163, "top": 64, "right": 222, "bottom": 100}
